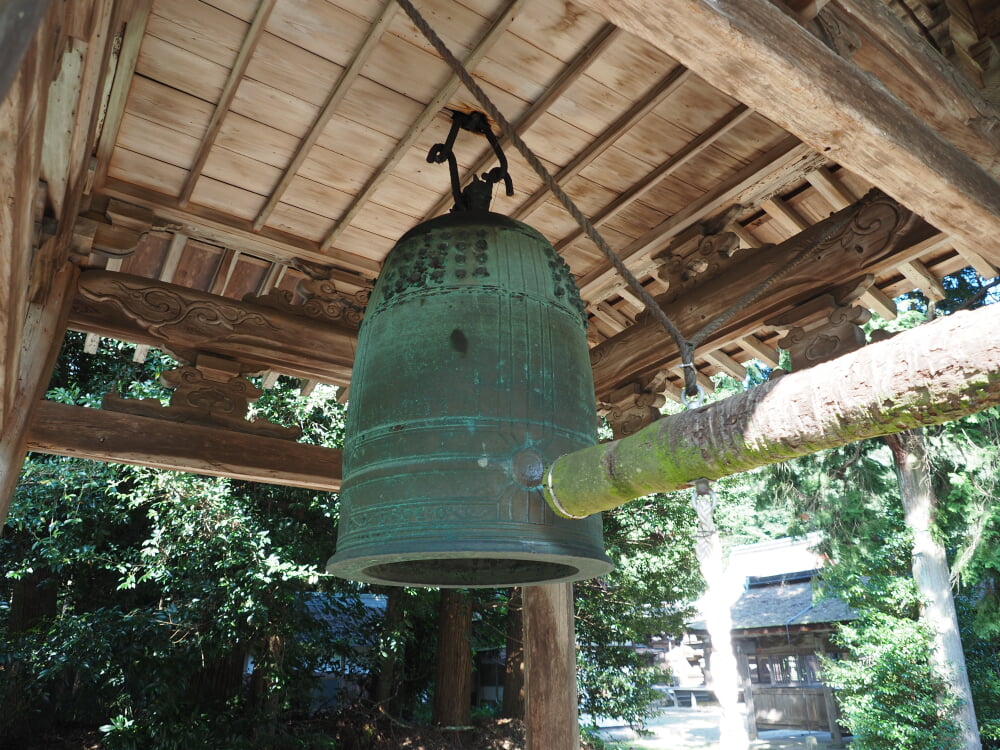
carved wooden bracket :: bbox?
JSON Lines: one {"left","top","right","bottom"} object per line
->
{"left": 600, "top": 378, "right": 668, "bottom": 439}
{"left": 71, "top": 199, "right": 156, "bottom": 261}
{"left": 652, "top": 205, "right": 749, "bottom": 292}
{"left": 590, "top": 191, "right": 927, "bottom": 399}
{"left": 248, "top": 276, "right": 368, "bottom": 327}
{"left": 766, "top": 277, "right": 875, "bottom": 370}
{"left": 70, "top": 271, "right": 356, "bottom": 385}
{"left": 102, "top": 354, "right": 302, "bottom": 440}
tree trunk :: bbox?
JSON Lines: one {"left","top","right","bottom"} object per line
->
{"left": 546, "top": 302, "right": 1000, "bottom": 518}
{"left": 501, "top": 587, "right": 525, "bottom": 719}
{"left": 886, "top": 430, "right": 982, "bottom": 749}
{"left": 374, "top": 587, "right": 404, "bottom": 708}
{"left": 432, "top": 589, "right": 473, "bottom": 726}
{"left": 247, "top": 633, "right": 286, "bottom": 731}
{"left": 692, "top": 483, "right": 748, "bottom": 749}
{"left": 190, "top": 647, "right": 247, "bottom": 708}
{"left": 1, "top": 562, "right": 58, "bottom": 734}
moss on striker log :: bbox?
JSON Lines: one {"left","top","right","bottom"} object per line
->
{"left": 545, "top": 303, "right": 1000, "bottom": 518}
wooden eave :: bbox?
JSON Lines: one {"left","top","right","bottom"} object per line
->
{"left": 4, "top": 0, "right": 1000, "bottom": 483}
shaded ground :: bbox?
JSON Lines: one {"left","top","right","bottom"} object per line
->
{"left": 598, "top": 706, "right": 848, "bottom": 749}
{"left": 5, "top": 710, "right": 567, "bottom": 750}
{"left": 3, "top": 705, "right": 847, "bottom": 749}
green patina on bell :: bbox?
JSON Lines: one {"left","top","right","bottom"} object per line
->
{"left": 326, "top": 210, "right": 612, "bottom": 587}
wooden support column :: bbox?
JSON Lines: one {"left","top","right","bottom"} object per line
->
{"left": 0, "top": 0, "right": 54, "bottom": 101}
{"left": 735, "top": 645, "right": 758, "bottom": 740}
{"left": 0, "top": 261, "right": 79, "bottom": 527}
{"left": 523, "top": 583, "right": 579, "bottom": 750}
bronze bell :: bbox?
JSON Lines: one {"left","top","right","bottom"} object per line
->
{"left": 326, "top": 210, "right": 612, "bottom": 587}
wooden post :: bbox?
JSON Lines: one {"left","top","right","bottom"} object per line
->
{"left": 0, "top": 0, "right": 53, "bottom": 101}
{"left": 736, "top": 645, "right": 758, "bottom": 741}
{"left": 523, "top": 583, "right": 578, "bottom": 750}
{"left": 822, "top": 684, "right": 842, "bottom": 745}
{"left": 0, "top": 261, "right": 78, "bottom": 527}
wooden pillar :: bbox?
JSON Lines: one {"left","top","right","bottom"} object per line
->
{"left": 523, "top": 583, "right": 578, "bottom": 750}
{"left": 0, "top": 0, "right": 54, "bottom": 101}
{"left": 735, "top": 644, "right": 758, "bottom": 741}
{"left": 822, "top": 684, "right": 842, "bottom": 745}
{"left": 0, "top": 261, "right": 78, "bottom": 527}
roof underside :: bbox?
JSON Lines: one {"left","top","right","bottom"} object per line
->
{"left": 72, "top": 0, "right": 1000, "bottom": 400}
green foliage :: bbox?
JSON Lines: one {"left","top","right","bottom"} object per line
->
{"left": 753, "top": 406, "right": 1000, "bottom": 747}
{"left": 822, "top": 613, "right": 961, "bottom": 750}
{"left": 0, "top": 336, "right": 367, "bottom": 747}
{"left": 575, "top": 495, "right": 701, "bottom": 727}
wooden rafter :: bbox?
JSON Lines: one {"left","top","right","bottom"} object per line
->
{"left": 576, "top": 0, "right": 1000, "bottom": 268}
{"left": 553, "top": 103, "right": 753, "bottom": 253}
{"left": 735, "top": 335, "right": 780, "bottom": 368}
{"left": 319, "top": 0, "right": 527, "bottom": 254}
{"left": 702, "top": 348, "right": 747, "bottom": 380}
{"left": 92, "top": 0, "right": 153, "bottom": 191}
{"left": 252, "top": 0, "right": 398, "bottom": 231}
{"left": 899, "top": 258, "right": 948, "bottom": 301}
{"left": 761, "top": 195, "right": 807, "bottom": 234}
{"left": 510, "top": 66, "right": 693, "bottom": 222}
{"left": 177, "top": 0, "right": 277, "bottom": 207}
{"left": 52, "top": 0, "right": 117, "bottom": 255}
{"left": 421, "top": 23, "right": 622, "bottom": 219}
{"left": 100, "top": 178, "right": 382, "bottom": 276}
{"left": 806, "top": 166, "right": 857, "bottom": 209}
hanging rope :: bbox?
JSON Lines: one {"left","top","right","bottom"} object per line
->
{"left": 394, "top": 0, "right": 699, "bottom": 389}
{"left": 396, "top": 0, "right": 865, "bottom": 398}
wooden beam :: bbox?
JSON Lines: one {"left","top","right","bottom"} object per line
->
{"left": 177, "top": 0, "right": 277, "bottom": 206}
{"left": 587, "top": 192, "right": 936, "bottom": 397}
{"left": 511, "top": 66, "right": 693, "bottom": 222}
{"left": 40, "top": 42, "right": 85, "bottom": 219}
{"left": 422, "top": 23, "right": 622, "bottom": 220}
{"left": 26, "top": 400, "right": 343, "bottom": 492}
{"left": 92, "top": 0, "right": 153, "bottom": 190}
{"left": 67, "top": 271, "right": 357, "bottom": 385}
{"left": 320, "top": 0, "right": 526, "bottom": 253}
{"left": 253, "top": 0, "right": 397, "bottom": 230}
{"left": 829, "top": 0, "right": 1000, "bottom": 179}
{"left": 554, "top": 104, "right": 753, "bottom": 254}
{"left": 574, "top": 0, "right": 1000, "bottom": 268}
{"left": 577, "top": 139, "right": 820, "bottom": 302}
{"left": 548, "top": 298, "right": 1000, "bottom": 517}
